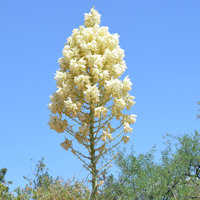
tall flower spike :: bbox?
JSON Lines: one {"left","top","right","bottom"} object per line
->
{"left": 48, "top": 7, "right": 136, "bottom": 199}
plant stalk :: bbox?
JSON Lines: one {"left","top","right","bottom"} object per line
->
{"left": 90, "top": 105, "right": 97, "bottom": 200}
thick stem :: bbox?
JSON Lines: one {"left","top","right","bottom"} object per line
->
{"left": 90, "top": 105, "right": 98, "bottom": 200}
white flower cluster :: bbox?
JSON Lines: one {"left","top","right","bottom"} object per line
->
{"left": 101, "top": 129, "right": 113, "bottom": 142}
{"left": 48, "top": 7, "right": 136, "bottom": 145}
{"left": 84, "top": 6, "right": 101, "bottom": 28}
{"left": 122, "top": 136, "right": 130, "bottom": 144}
{"left": 48, "top": 115, "right": 68, "bottom": 133}
{"left": 60, "top": 138, "right": 72, "bottom": 150}
{"left": 94, "top": 106, "right": 108, "bottom": 118}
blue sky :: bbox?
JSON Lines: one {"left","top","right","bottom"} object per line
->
{"left": 0, "top": 0, "right": 200, "bottom": 193}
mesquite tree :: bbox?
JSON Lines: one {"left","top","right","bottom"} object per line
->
{"left": 48, "top": 7, "right": 136, "bottom": 199}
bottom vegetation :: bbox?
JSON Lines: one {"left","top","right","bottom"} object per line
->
{"left": 1, "top": 131, "right": 200, "bottom": 199}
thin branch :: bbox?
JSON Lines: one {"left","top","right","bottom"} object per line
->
{"left": 96, "top": 97, "right": 112, "bottom": 107}
{"left": 70, "top": 146, "right": 91, "bottom": 171}
{"left": 97, "top": 152, "right": 119, "bottom": 172}
{"left": 70, "top": 147, "right": 90, "bottom": 160}
{"left": 94, "top": 115, "right": 114, "bottom": 134}
{"left": 73, "top": 92, "right": 89, "bottom": 105}
{"left": 66, "top": 128, "right": 90, "bottom": 148}
{"left": 110, "top": 123, "right": 123, "bottom": 135}
{"left": 81, "top": 105, "right": 90, "bottom": 110}
{"left": 95, "top": 129, "right": 125, "bottom": 164}
{"left": 65, "top": 126, "right": 77, "bottom": 135}
{"left": 96, "top": 138, "right": 124, "bottom": 163}
{"left": 94, "top": 123, "right": 123, "bottom": 145}
{"left": 66, "top": 114, "right": 82, "bottom": 125}
{"left": 93, "top": 113, "right": 112, "bottom": 124}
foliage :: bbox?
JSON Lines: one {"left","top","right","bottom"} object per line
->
{"left": 26, "top": 158, "right": 54, "bottom": 190}
{"left": 12, "top": 158, "right": 91, "bottom": 200}
{"left": 47, "top": 7, "right": 136, "bottom": 199}
{"left": 2, "top": 131, "right": 200, "bottom": 199}
{"left": 100, "top": 131, "right": 200, "bottom": 199}
{"left": 0, "top": 168, "right": 13, "bottom": 200}
{"left": 197, "top": 101, "right": 200, "bottom": 120}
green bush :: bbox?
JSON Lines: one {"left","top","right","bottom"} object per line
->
{"left": 2, "top": 131, "right": 200, "bottom": 199}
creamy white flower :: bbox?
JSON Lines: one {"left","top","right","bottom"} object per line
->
{"left": 48, "top": 92, "right": 65, "bottom": 115}
{"left": 63, "top": 48, "right": 73, "bottom": 59}
{"left": 122, "top": 136, "right": 130, "bottom": 144}
{"left": 122, "top": 114, "right": 137, "bottom": 125}
{"left": 64, "top": 98, "right": 80, "bottom": 115}
{"left": 99, "top": 181, "right": 104, "bottom": 186}
{"left": 114, "top": 98, "right": 126, "bottom": 109}
{"left": 101, "top": 135, "right": 106, "bottom": 142}
{"left": 100, "top": 70, "right": 109, "bottom": 80}
{"left": 129, "top": 114, "right": 137, "bottom": 124}
{"left": 84, "top": 7, "right": 101, "bottom": 27}
{"left": 48, "top": 115, "right": 68, "bottom": 133}
{"left": 94, "top": 55, "right": 103, "bottom": 68}
{"left": 94, "top": 106, "right": 108, "bottom": 118}
{"left": 123, "top": 122, "right": 132, "bottom": 133}
{"left": 90, "top": 65, "right": 99, "bottom": 80}
{"left": 107, "top": 133, "right": 113, "bottom": 140}
{"left": 74, "top": 74, "right": 90, "bottom": 89}
{"left": 87, "top": 40, "right": 97, "bottom": 51}
{"left": 84, "top": 84, "right": 100, "bottom": 103}
{"left": 105, "top": 78, "right": 122, "bottom": 96}
{"left": 101, "top": 129, "right": 110, "bottom": 142}
{"left": 60, "top": 138, "right": 72, "bottom": 150}
{"left": 69, "top": 59, "right": 79, "bottom": 74}
{"left": 123, "top": 76, "right": 132, "bottom": 92}
{"left": 112, "top": 64, "right": 126, "bottom": 77}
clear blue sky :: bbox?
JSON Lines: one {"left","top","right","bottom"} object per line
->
{"left": 1, "top": 0, "right": 200, "bottom": 193}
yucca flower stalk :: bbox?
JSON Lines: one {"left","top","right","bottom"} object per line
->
{"left": 48, "top": 7, "right": 136, "bottom": 199}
